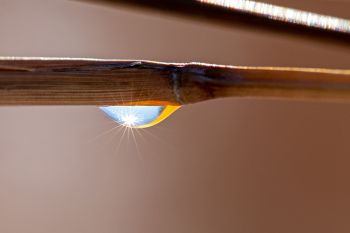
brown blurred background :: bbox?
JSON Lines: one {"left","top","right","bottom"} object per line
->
{"left": 0, "top": 0, "right": 350, "bottom": 232}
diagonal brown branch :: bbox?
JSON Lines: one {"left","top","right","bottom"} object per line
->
{"left": 81, "top": 0, "right": 350, "bottom": 47}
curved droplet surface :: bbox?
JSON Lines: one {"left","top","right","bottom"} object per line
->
{"left": 100, "top": 106, "right": 179, "bottom": 128}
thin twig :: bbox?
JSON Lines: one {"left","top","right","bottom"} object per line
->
{"left": 0, "top": 57, "right": 349, "bottom": 105}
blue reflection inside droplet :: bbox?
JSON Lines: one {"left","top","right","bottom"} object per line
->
{"left": 100, "top": 106, "right": 165, "bottom": 127}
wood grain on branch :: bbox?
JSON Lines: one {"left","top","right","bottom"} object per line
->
{"left": 0, "top": 57, "right": 349, "bottom": 105}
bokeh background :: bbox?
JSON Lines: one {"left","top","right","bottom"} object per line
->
{"left": 0, "top": 0, "right": 350, "bottom": 232}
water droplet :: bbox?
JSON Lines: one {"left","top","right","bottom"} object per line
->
{"left": 100, "top": 105, "right": 180, "bottom": 128}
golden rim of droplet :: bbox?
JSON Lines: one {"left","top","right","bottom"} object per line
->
{"left": 132, "top": 105, "right": 180, "bottom": 129}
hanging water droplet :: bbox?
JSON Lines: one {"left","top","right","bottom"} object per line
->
{"left": 100, "top": 105, "right": 180, "bottom": 128}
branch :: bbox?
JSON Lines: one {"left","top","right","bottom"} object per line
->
{"left": 0, "top": 57, "right": 349, "bottom": 105}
